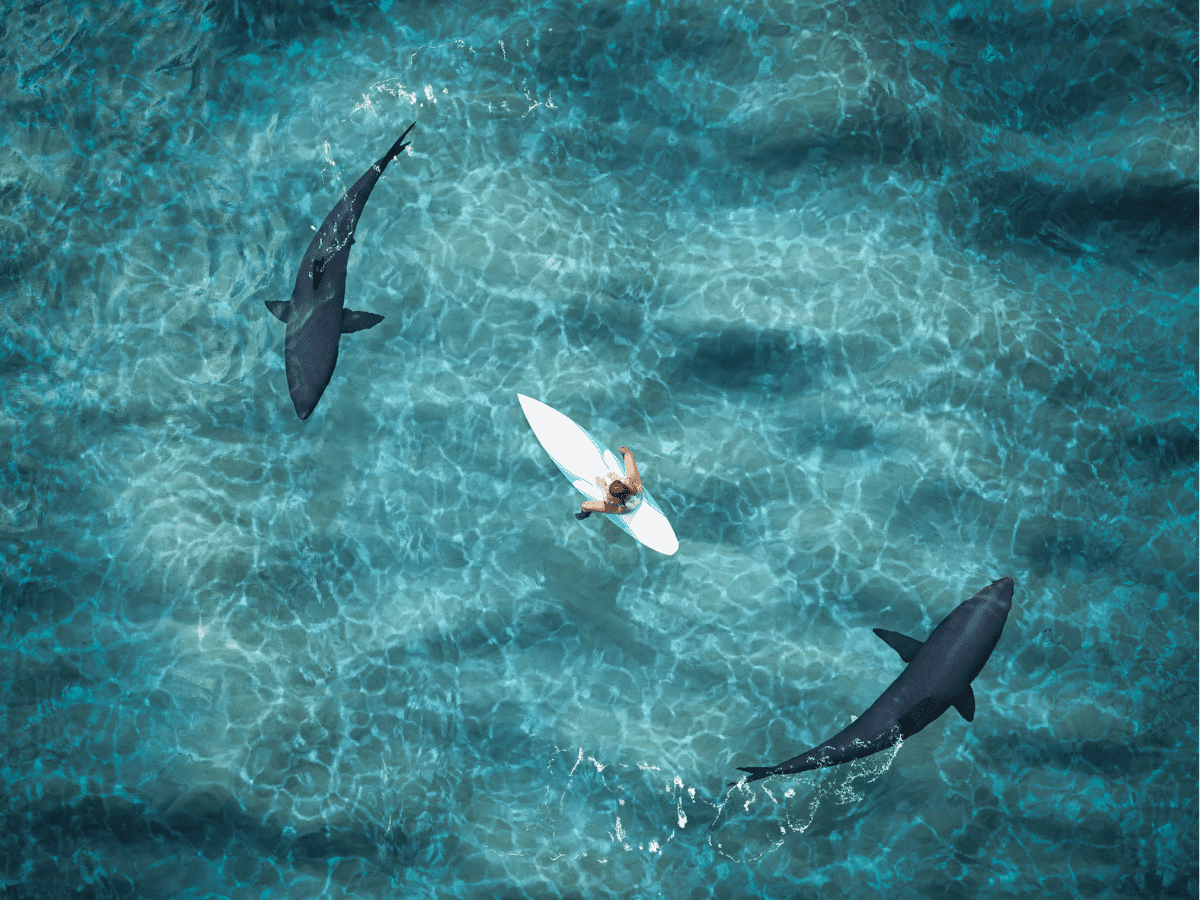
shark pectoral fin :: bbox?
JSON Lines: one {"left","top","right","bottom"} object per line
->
{"left": 264, "top": 300, "right": 291, "bottom": 323}
{"left": 873, "top": 628, "right": 924, "bottom": 663}
{"left": 952, "top": 687, "right": 976, "bottom": 722}
{"left": 341, "top": 310, "right": 385, "bottom": 334}
{"left": 312, "top": 257, "right": 326, "bottom": 289}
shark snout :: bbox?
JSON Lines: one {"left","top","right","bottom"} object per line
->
{"left": 288, "top": 382, "right": 320, "bottom": 420}
{"left": 988, "top": 577, "right": 1015, "bottom": 613}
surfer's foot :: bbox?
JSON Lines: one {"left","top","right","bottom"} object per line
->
{"left": 575, "top": 510, "right": 592, "bottom": 520}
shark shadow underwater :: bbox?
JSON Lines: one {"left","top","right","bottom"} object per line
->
{"left": 734, "top": 577, "right": 1014, "bottom": 784}
{"left": 266, "top": 122, "right": 416, "bottom": 420}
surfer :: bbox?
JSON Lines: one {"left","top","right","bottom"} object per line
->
{"left": 575, "top": 446, "right": 642, "bottom": 519}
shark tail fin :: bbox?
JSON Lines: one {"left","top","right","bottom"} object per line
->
{"left": 731, "top": 766, "right": 776, "bottom": 786}
{"left": 341, "top": 310, "right": 384, "bottom": 334}
{"left": 384, "top": 122, "right": 417, "bottom": 162}
{"left": 265, "top": 300, "right": 290, "bottom": 323}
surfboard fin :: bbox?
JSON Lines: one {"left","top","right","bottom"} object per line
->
{"left": 341, "top": 310, "right": 384, "bottom": 333}
{"left": 952, "top": 687, "right": 976, "bottom": 722}
{"left": 873, "top": 628, "right": 924, "bottom": 663}
{"left": 265, "top": 300, "right": 290, "bottom": 322}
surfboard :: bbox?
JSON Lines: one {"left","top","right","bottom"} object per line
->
{"left": 517, "top": 394, "right": 679, "bottom": 556}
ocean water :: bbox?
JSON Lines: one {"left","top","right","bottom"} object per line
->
{"left": 1, "top": 0, "right": 1196, "bottom": 896}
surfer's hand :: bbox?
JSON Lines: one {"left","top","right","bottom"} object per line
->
{"left": 619, "top": 446, "right": 631, "bottom": 455}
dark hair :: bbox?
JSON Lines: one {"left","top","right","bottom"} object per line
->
{"left": 610, "top": 479, "right": 633, "bottom": 501}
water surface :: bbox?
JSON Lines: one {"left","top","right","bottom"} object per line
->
{"left": 1, "top": 0, "right": 1196, "bottom": 897}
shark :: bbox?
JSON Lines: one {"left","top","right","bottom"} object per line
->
{"left": 734, "top": 577, "right": 1014, "bottom": 783}
{"left": 266, "top": 122, "right": 415, "bottom": 420}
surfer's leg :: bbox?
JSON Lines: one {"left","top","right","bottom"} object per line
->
{"left": 577, "top": 499, "right": 607, "bottom": 519}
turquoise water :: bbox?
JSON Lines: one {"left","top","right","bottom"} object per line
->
{"left": 1, "top": 0, "right": 1196, "bottom": 897}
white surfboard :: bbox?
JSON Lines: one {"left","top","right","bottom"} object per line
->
{"left": 518, "top": 394, "right": 679, "bottom": 556}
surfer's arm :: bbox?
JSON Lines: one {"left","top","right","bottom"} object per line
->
{"left": 619, "top": 447, "right": 642, "bottom": 492}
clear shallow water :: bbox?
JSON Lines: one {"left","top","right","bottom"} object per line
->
{"left": 1, "top": 0, "right": 1196, "bottom": 896}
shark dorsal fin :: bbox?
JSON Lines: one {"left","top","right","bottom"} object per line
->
{"left": 341, "top": 310, "right": 384, "bottom": 334}
{"left": 312, "top": 257, "right": 326, "bottom": 289}
{"left": 952, "top": 687, "right": 976, "bottom": 722}
{"left": 873, "top": 628, "right": 924, "bottom": 664}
